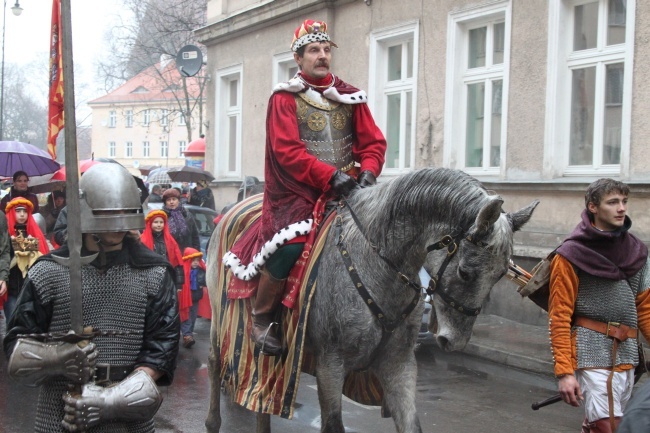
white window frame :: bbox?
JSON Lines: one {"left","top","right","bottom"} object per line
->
{"left": 178, "top": 140, "right": 187, "bottom": 157}
{"left": 368, "top": 21, "right": 419, "bottom": 175}
{"left": 143, "top": 141, "right": 150, "bottom": 157}
{"left": 178, "top": 112, "right": 186, "bottom": 126}
{"left": 125, "top": 141, "right": 133, "bottom": 158}
{"left": 215, "top": 64, "right": 243, "bottom": 179}
{"left": 273, "top": 51, "right": 299, "bottom": 87}
{"left": 108, "top": 110, "right": 116, "bottom": 128}
{"left": 545, "top": 0, "right": 635, "bottom": 178}
{"left": 443, "top": 1, "right": 511, "bottom": 176}
{"left": 142, "top": 109, "right": 151, "bottom": 126}
{"left": 125, "top": 110, "right": 133, "bottom": 128}
{"left": 108, "top": 141, "right": 116, "bottom": 157}
{"left": 160, "top": 141, "right": 168, "bottom": 158}
{"left": 160, "top": 109, "right": 169, "bottom": 127}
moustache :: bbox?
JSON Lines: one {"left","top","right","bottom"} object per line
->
{"left": 316, "top": 61, "right": 329, "bottom": 68}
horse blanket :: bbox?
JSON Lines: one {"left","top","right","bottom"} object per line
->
{"left": 214, "top": 195, "right": 385, "bottom": 418}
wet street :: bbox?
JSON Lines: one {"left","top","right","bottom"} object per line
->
{"left": 0, "top": 318, "right": 585, "bottom": 432}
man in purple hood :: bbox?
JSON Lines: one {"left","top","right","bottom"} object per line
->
{"left": 548, "top": 178, "right": 650, "bottom": 433}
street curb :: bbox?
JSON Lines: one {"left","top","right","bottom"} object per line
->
{"left": 462, "top": 341, "right": 554, "bottom": 375}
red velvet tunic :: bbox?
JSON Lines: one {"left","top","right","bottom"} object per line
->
{"left": 229, "top": 73, "right": 386, "bottom": 266}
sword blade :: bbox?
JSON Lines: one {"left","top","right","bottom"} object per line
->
{"left": 60, "top": 0, "right": 83, "bottom": 335}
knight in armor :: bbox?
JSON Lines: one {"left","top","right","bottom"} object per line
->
{"left": 4, "top": 163, "right": 180, "bottom": 433}
{"left": 548, "top": 178, "right": 650, "bottom": 433}
{"left": 222, "top": 19, "right": 386, "bottom": 356}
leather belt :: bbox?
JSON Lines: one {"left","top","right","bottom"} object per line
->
{"left": 94, "top": 364, "right": 133, "bottom": 384}
{"left": 574, "top": 316, "right": 637, "bottom": 341}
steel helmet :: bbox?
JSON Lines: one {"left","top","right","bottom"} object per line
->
{"left": 79, "top": 163, "right": 144, "bottom": 233}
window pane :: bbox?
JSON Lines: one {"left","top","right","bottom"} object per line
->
{"left": 607, "top": 0, "right": 626, "bottom": 45}
{"left": 385, "top": 93, "right": 401, "bottom": 169}
{"left": 465, "top": 82, "right": 485, "bottom": 167}
{"left": 229, "top": 80, "right": 238, "bottom": 107}
{"left": 569, "top": 67, "right": 596, "bottom": 165}
{"left": 603, "top": 63, "right": 624, "bottom": 164}
{"left": 406, "top": 40, "right": 414, "bottom": 78}
{"left": 493, "top": 22, "right": 505, "bottom": 65}
{"left": 468, "top": 27, "right": 487, "bottom": 68}
{"left": 388, "top": 45, "right": 402, "bottom": 81}
{"left": 405, "top": 91, "right": 412, "bottom": 168}
{"left": 574, "top": 2, "right": 598, "bottom": 51}
{"left": 228, "top": 116, "right": 237, "bottom": 171}
{"left": 490, "top": 80, "right": 503, "bottom": 167}
{"left": 289, "top": 66, "right": 299, "bottom": 78}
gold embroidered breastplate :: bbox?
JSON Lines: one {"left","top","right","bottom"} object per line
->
{"left": 295, "top": 92, "right": 355, "bottom": 171}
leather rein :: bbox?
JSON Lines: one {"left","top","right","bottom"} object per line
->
{"left": 335, "top": 199, "right": 483, "bottom": 338}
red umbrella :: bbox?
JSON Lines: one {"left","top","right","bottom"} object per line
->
{"left": 50, "top": 159, "right": 102, "bottom": 181}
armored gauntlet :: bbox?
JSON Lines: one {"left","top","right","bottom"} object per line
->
{"left": 8, "top": 338, "right": 98, "bottom": 387}
{"left": 61, "top": 369, "right": 163, "bottom": 432}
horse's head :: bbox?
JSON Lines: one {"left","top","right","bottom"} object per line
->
{"left": 426, "top": 197, "right": 539, "bottom": 352}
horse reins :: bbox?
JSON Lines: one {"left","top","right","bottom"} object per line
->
{"left": 336, "top": 199, "right": 482, "bottom": 336}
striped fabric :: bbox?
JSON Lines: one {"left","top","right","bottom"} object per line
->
{"left": 214, "top": 195, "right": 384, "bottom": 418}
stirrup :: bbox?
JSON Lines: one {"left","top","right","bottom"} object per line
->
{"left": 256, "top": 321, "right": 282, "bottom": 356}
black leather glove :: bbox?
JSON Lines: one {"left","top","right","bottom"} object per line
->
{"left": 329, "top": 170, "right": 359, "bottom": 197}
{"left": 357, "top": 171, "right": 377, "bottom": 187}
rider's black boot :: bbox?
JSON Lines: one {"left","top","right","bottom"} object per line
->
{"left": 251, "top": 268, "right": 285, "bottom": 356}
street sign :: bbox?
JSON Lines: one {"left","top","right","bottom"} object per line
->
{"left": 176, "top": 45, "right": 203, "bottom": 77}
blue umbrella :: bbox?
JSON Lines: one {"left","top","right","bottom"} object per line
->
{"left": 0, "top": 141, "right": 61, "bottom": 177}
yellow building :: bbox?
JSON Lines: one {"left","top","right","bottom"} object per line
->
{"left": 88, "top": 60, "right": 206, "bottom": 176}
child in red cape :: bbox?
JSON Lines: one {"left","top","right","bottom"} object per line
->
{"left": 140, "top": 209, "right": 184, "bottom": 289}
{"left": 4, "top": 197, "right": 49, "bottom": 324}
{"left": 179, "top": 247, "right": 206, "bottom": 348}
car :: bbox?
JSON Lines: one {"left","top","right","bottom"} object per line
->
{"left": 146, "top": 202, "right": 218, "bottom": 258}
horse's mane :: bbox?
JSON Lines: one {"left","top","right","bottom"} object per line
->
{"left": 349, "top": 168, "right": 512, "bottom": 257}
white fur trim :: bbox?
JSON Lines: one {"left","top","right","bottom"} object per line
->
{"left": 323, "top": 87, "right": 367, "bottom": 105}
{"left": 273, "top": 76, "right": 304, "bottom": 93}
{"left": 222, "top": 219, "right": 313, "bottom": 281}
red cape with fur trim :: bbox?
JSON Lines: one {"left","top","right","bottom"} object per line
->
{"left": 227, "top": 73, "right": 386, "bottom": 270}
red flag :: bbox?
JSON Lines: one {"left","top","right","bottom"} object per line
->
{"left": 47, "top": 0, "right": 64, "bottom": 160}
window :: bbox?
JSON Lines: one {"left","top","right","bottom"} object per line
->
{"left": 179, "top": 140, "right": 187, "bottom": 157}
{"left": 273, "top": 52, "right": 299, "bottom": 87}
{"left": 178, "top": 113, "right": 186, "bottom": 126}
{"left": 445, "top": 3, "right": 510, "bottom": 175}
{"left": 125, "top": 141, "right": 133, "bottom": 158}
{"left": 108, "top": 141, "right": 116, "bottom": 157}
{"left": 143, "top": 141, "right": 150, "bottom": 157}
{"left": 215, "top": 65, "right": 242, "bottom": 177}
{"left": 369, "top": 22, "right": 419, "bottom": 173}
{"left": 108, "top": 110, "right": 116, "bottom": 128}
{"left": 160, "top": 109, "right": 169, "bottom": 126}
{"left": 160, "top": 141, "right": 168, "bottom": 158}
{"left": 546, "top": 0, "right": 634, "bottom": 176}
{"left": 125, "top": 110, "right": 133, "bottom": 128}
{"left": 143, "top": 109, "right": 151, "bottom": 126}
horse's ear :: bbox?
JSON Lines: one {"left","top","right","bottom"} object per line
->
{"left": 508, "top": 199, "right": 540, "bottom": 232}
{"left": 470, "top": 196, "right": 504, "bottom": 241}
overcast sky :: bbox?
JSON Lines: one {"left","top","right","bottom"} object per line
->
{"left": 4, "top": 1, "right": 125, "bottom": 115}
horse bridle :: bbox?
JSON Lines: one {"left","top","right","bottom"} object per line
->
{"left": 337, "top": 199, "right": 483, "bottom": 328}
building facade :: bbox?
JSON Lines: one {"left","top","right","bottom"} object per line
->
{"left": 196, "top": 0, "right": 650, "bottom": 324}
{"left": 88, "top": 61, "right": 206, "bottom": 176}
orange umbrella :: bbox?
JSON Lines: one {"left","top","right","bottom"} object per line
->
{"left": 50, "top": 159, "right": 103, "bottom": 181}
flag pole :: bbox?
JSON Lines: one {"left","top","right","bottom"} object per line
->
{"left": 59, "top": 0, "right": 83, "bottom": 336}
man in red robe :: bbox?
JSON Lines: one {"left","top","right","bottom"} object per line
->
{"left": 223, "top": 19, "right": 387, "bottom": 355}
